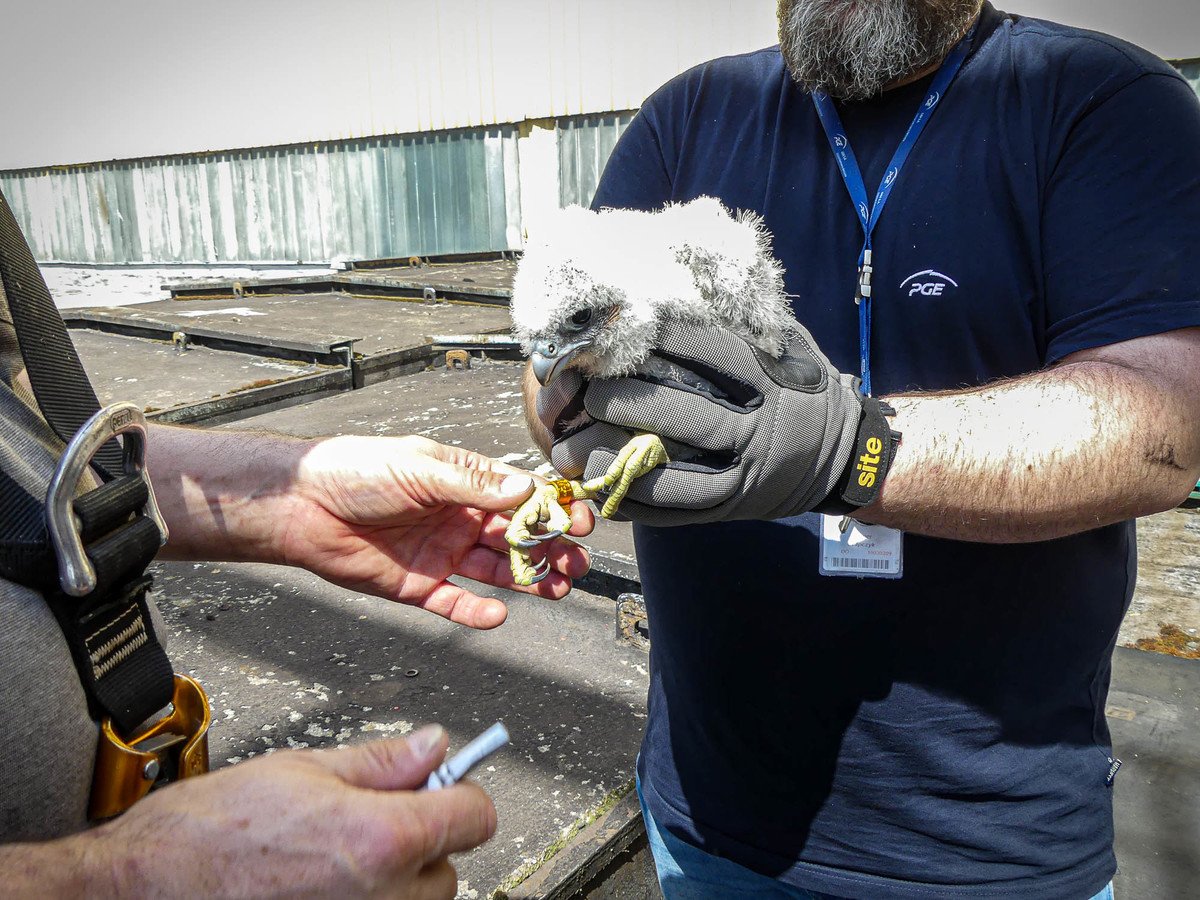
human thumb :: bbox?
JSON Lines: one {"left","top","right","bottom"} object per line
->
{"left": 323, "top": 724, "right": 448, "bottom": 791}
{"left": 425, "top": 459, "right": 535, "bottom": 512}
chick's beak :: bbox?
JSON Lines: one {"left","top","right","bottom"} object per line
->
{"left": 531, "top": 338, "right": 589, "bottom": 385}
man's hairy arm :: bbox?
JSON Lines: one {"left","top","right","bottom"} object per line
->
{"left": 524, "top": 329, "right": 1200, "bottom": 542}
{"left": 0, "top": 836, "right": 95, "bottom": 895}
{"left": 859, "top": 328, "right": 1200, "bottom": 541}
{"left": 144, "top": 423, "right": 303, "bottom": 562}
{"left": 140, "top": 422, "right": 592, "bottom": 625}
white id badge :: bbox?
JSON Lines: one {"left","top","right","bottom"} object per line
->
{"left": 819, "top": 515, "right": 904, "bottom": 579}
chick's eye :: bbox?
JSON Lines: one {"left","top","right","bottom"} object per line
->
{"left": 567, "top": 309, "right": 593, "bottom": 330}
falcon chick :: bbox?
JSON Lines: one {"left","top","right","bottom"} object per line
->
{"left": 506, "top": 196, "right": 796, "bottom": 584}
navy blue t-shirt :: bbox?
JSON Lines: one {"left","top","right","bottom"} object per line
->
{"left": 592, "top": 5, "right": 1200, "bottom": 898}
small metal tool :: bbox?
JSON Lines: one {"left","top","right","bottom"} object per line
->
{"left": 425, "top": 722, "right": 509, "bottom": 790}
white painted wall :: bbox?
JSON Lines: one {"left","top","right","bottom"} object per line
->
{"left": 0, "top": 1, "right": 1195, "bottom": 172}
{"left": 1012, "top": 1, "right": 1198, "bottom": 62}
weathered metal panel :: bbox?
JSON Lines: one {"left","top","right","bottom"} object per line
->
{"left": 558, "top": 113, "right": 637, "bottom": 209}
{"left": 1, "top": 129, "right": 522, "bottom": 265}
{"left": 1175, "top": 60, "right": 1200, "bottom": 98}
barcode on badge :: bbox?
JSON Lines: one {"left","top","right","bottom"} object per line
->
{"left": 824, "top": 556, "right": 895, "bottom": 570}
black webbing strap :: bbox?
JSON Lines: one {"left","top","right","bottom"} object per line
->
{"left": 0, "top": 188, "right": 174, "bottom": 734}
{"left": 0, "top": 191, "right": 123, "bottom": 476}
{"left": 76, "top": 475, "right": 150, "bottom": 543}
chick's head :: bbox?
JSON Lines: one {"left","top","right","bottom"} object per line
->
{"left": 511, "top": 205, "right": 692, "bottom": 384}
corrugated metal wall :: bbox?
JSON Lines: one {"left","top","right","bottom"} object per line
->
{"left": 557, "top": 113, "right": 637, "bottom": 209}
{"left": 1, "top": 113, "right": 638, "bottom": 265}
{"left": 1177, "top": 60, "right": 1200, "bottom": 96}
{"left": 0, "top": 128, "right": 521, "bottom": 265}
{"left": 3, "top": 62, "right": 1196, "bottom": 266}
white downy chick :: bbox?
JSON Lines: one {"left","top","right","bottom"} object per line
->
{"left": 511, "top": 197, "right": 796, "bottom": 391}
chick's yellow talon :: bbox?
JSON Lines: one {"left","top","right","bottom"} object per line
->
{"left": 506, "top": 483, "right": 577, "bottom": 585}
{"left": 505, "top": 434, "right": 668, "bottom": 584}
{"left": 581, "top": 432, "right": 670, "bottom": 519}
{"left": 509, "top": 547, "right": 548, "bottom": 586}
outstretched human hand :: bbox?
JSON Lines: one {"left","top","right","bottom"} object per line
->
{"left": 277, "top": 434, "right": 593, "bottom": 629}
{"left": 32, "top": 726, "right": 494, "bottom": 898}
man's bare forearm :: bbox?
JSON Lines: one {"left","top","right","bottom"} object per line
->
{"left": 860, "top": 339, "right": 1200, "bottom": 541}
{"left": 144, "top": 423, "right": 312, "bottom": 562}
{"left": 521, "top": 329, "right": 1200, "bottom": 541}
{"left": 0, "top": 831, "right": 110, "bottom": 896}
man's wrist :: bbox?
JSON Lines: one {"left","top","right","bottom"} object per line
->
{"left": 811, "top": 397, "right": 900, "bottom": 515}
{"left": 0, "top": 829, "right": 119, "bottom": 897}
{"left": 147, "top": 423, "right": 317, "bottom": 565}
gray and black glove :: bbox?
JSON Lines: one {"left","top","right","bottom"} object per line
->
{"left": 540, "top": 321, "right": 899, "bottom": 526}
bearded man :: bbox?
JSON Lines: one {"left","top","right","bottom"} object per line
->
{"left": 526, "top": 2, "right": 1200, "bottom": 897}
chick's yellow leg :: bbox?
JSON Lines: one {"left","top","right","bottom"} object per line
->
{"left": 506, "top": 483, "right": 575, "bottom": 586}
{"left": 581, "top": 432, "right": 670, "bottom": 519}
{"left": 504, "top": 434, "right": 668, "bottom": 585}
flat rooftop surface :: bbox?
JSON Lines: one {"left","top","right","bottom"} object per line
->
{"left": 345, "top": 259, "right": 518, "bottom": 299}
{"left": 1109, "top": 647, "right": 1199, "bottom": 897}
{"left": 151, "top": 560, "right": 648, "bottom": 899}
{"left": 74, "top": 329, "right": 332, "bottom": 415}
{"left": 166, "top": 259, "right": 518, "bottom": 302}
{"left": 69, "top": 293, "right": 511, "bottom": 357}
{"left": 1124, "top": 509, "right": 1200, "bottom": 658}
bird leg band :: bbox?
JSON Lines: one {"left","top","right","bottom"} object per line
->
{"left": 505, "top": 433, "right": 670, "bottom": 585}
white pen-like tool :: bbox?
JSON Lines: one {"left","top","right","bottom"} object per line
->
{"left": 425, "top": 722, "right": 510, "bottom": 790}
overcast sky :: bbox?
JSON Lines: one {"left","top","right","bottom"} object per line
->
{"left": 0, "top": 1, "right": 1195, "bottom": 169}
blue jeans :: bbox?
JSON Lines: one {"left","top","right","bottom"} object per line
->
{"left": 637, "top": 778, "right": 1115, "bottom": 900}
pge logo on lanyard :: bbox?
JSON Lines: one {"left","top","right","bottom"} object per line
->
{"left": 900, "top": 269, "right": 959, "bottom": 298}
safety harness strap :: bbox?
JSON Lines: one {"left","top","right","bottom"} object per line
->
{"left": 0, "top": 188, "right": 174, "bottom": 735}
{"left": 0, "top": 192, "right": 123, "bottom": 477}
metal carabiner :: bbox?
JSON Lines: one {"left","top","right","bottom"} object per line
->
{"left": 45, "top": 402, "right": 169, "bottom": 597}
{"left": 89, "top": 673, "right": 211, "bottom": 820}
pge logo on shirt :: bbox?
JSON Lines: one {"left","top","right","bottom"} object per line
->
{"left": 901, "top": 269, "right": 959, "bottom": 298}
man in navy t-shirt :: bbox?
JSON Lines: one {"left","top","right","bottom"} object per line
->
{"left": 526, "top": 1, "right": 1200, "bottom": 897}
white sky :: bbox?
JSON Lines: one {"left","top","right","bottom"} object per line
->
{"left": 0, "top": 1, "right": 1195, "bottom": 169}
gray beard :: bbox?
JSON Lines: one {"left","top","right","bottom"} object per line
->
{"left": 778, "top": 0, "right": 980, "bottom": 101}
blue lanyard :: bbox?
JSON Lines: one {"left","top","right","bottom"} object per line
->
{"left": 812, "top": 27, "right": 975, "bottom": 396}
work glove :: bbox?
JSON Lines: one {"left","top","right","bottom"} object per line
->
{"left": 538, "top": 321, "right": 899, "bottom": 526}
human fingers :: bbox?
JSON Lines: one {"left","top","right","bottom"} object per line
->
{"left": 486, "top": 500, "right": 596, "bottom": 538}
{"left": 415, "top": 439, "right": 539, "bottom": 479}
{"left": 415, "top": 456, "right": 537, "bottom": 514}
{"left": 456, "top": 545, "right": 575, "bottom": 599}
{"left": 409, "top": 858, "right": 459, "bottom": 900}
{"left": 478, "top": 514, "right": 592, "bottom": 577}
{"left": 320, "top": 725, "right": 448, "bottom": 791}
{"left": 397, "top": 782, "right": 498, "bottom": 861}
{"left": 412, "top": 581, "right": 511, "bottom": 629}
{"left": 565, "top": 499, "right": 596, "bottom": 536}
